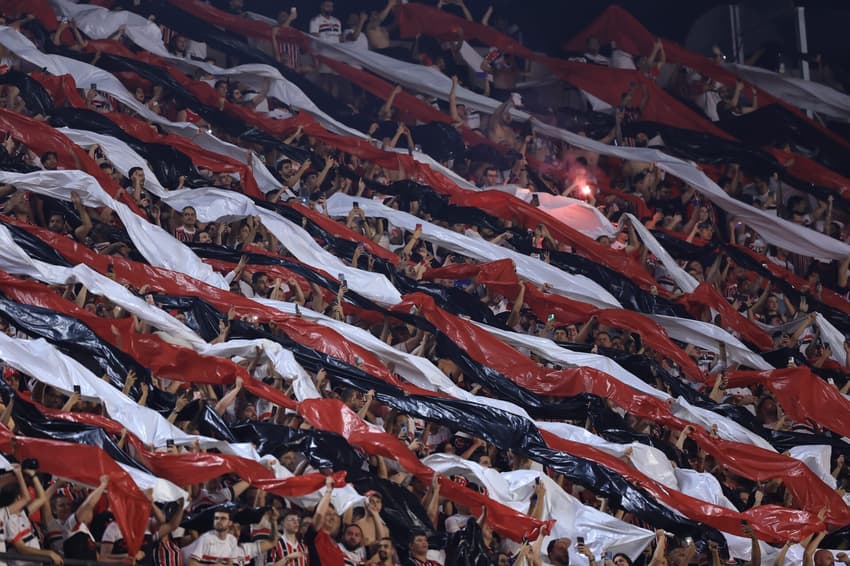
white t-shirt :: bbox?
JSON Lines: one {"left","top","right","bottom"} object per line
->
{"left": 343, "top": 29, "right": 369, "bottom": 50}
{"left": 309, "top": 15, "right": 341, "bottom": 43}
{"left": 62, "top": 513, "right": 94, "bottom": 543}
{"left": 189, "top": 531, "right": 241, "bottom": 564}
{"left": 101, "top": 520, "right": 125, "bottom": 551}
{"left": 8, "top": 510, "right": 39, "bottom": 566}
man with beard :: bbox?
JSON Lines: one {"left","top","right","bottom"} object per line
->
{"left": 368, "top": 537, "right": 400, "bottom": 566}
{"left": 339, "top": 524, "right": 367, "bottom": 565}
{"left": 188, "top": 510, "right": 240, "bottom": 566}
{"left": 47, "top": 192, "right": 92, "bottom": 243}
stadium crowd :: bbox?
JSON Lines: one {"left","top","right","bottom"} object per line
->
{"left": 0, "top": 0, "right": 848, "bottom": 565}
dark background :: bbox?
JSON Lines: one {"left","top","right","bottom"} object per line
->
{"left": 245, "top": 0, "right": 850, "bottom": 62}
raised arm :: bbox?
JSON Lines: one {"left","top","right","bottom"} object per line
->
{"left": 71, "top": 192, "right": 93, "bottom": 241}
{"left": 75, "top": 475, "right": 110, "bottom": 527}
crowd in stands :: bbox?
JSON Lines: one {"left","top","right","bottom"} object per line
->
{"left": 0, "top": 0, "right": 849, "bottom": 565}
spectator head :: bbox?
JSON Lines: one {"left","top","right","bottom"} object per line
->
{"left": 0, "top": 479, "right": 22, "bottom": 507}
{"left": 213, "top": 509, "right": 233, "bottom": 534}
{"left": 756, "top": 396, "right": 779, "bottom": 426}
{"left": 197, "top": 231, "right": 212, "bottom": 244}
{"left": 252, "top": 271, "right": 270, "bottom": 296}
{"left": 323, "top": 506, "right": 341, "bottom": 537}
{"left": 239, "top": 402, "right": 257, "bottom": 421}
{"left": 814, "top": 550, "right": 835, "bottom": 566}
{"left": 229, "top": 86, "right": 244, "bottom": 102}
{"left": 181, "top": 206, "right": 197, "bottom": 229}
{"left": 134, "top": 87, "right": 146, "bottom": 103}
{"left": 613, "top": 553, "right": 633, "bottom": 566}
{"left": 277, "top": 159, "right": 293, "bottom": 176}
{"left": 214, "top": 80, "right": 228, "bottom": 97}
{"left": 766, "top": 294, "right": 780, "bottom": 313}
{"left": 281, "top": 510, "right": 301, "bottom": 534}
{"left": 482, "top": 166, "right": 501, "bottom": 186}
{"left": 129, "top": 167, "right": 145, "bottom": 186}
{"left": 553, "top": 325, "right": 569, "bottom": 342}
{"left": 365, "top": 490, "right": 383, "bottom": 512}
{"left": 169, "top": 35, "right": 187, "bottom": 55}
{"left": 41, "top": 151, "right": 58, "bottom": 170}
{"left": 303, "top": 170, "right": 320, "bottom": 190}
{"left": 595, "top": 331, "right": 611, "bottom": 348}
{"left": 696, "top": 221, "right": 714, "bottom": 240}
{"left": 409, "top": 531, "right": 429, "bottom": 557}
{"left": 339, "top": 388, "right": 365, "bottom": 411}
{"left": 51, "top": 494, "right": 73, "bottom": 521}
{"left": 320, "top": 0, "right": 334, "bottom": 17}
{"left": 47, "top": 212, "right": 65, "bottom": 234}
{"left": 547, "top": 537, "right": 571, "bottom": 566}
{"left": 377, "top": 537, "right": 394, "bottom": 562}
{"left": 341, "top": 524, "right": 363, "bottom": 551}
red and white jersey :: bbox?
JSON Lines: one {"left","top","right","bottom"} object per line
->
{"left": 7, "top": 509, "right": 36, "bottom": 566}
{"left": 174, "top": 226, "right": 197, "bottom": 243}
{"left": 269, "top": 535, "right": 308, "bottom": 566}
{"left": 189, "top": 531, "right": 241, "bottom": 565}
{"left": 309, "top": 15, "right": 341, "bottom": 43}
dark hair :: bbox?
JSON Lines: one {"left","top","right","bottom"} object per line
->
{"left": 214, "top": 80, "right": 228, "bottom": 90}
{"left": 613, "top": 553, "right": 633, "bottom": 566}
{"left": 251, "top": 271, "right": 268, "bottom": 285}
{"left": 0, "top": 481, "right": 21, "bottom": 507}
{"left": 41, "top": 151, "right": 57, "bottom": 162}
{"left": 128, "top": 166, "right": 143, "bottom": 178}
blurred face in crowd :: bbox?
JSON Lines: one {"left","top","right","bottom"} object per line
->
{"left": 253, "top": 274, "right": 270, "bottom": 296}
{"left": 342, "top": 525, "right": 362, "bottom": 551}
{"left": 377, "top": 539, "right": 393, "bottom": 561}
{"left": 548, "top": 538, "right": 570, "bottom": 565}
{"left": 48, "top": 214, "right": 65, "bottom": 234}
{"left": 213, "top": 512, "right": 232, "bottom": 534}
{"left": 52, "top": 496, "right": 72, "bottom": 521}
{"left": 181, "top": 207, "right": 197, "bottom": 228}
{"left": 320, "top": 1, "right": 334, "bottom": 16}
{"left": 282, "top": 512, "right": 300, "bottom": 534}
{"left": 42, "top": 153, "right": 58, "bottom": 170}
{"left": 131, "top": 168, "right": 146, "bottom": 186}
{"left": 411, "top": 534, "right": 429, "bottom": 555}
